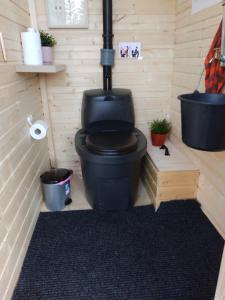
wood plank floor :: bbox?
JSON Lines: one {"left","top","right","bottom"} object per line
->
{"left": 41, "top": 174, "right": 151, "bottom": 212}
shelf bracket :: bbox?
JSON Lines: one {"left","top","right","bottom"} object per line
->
{"left": 0, "top": 32, "right": 7, "bottom": 61}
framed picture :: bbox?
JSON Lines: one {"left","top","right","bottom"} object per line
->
{"left": 119, "top": 42, "right": 142, "bottom": 59}
{"left": 47, "top": 0, "right": 89, "bottom": 28}
{"left": 192, "top": 0, "right": 220, "bottom": 14}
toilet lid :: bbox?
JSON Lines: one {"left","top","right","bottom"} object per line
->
{"left": 86, "top": 132, "right": 138, "bottom": 155}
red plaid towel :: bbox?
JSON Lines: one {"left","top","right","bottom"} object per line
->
{"left": 205, "top": 21, "right": 225, "bottom": 93}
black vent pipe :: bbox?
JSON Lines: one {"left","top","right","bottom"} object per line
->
{"left": 101, "top": 0, "right": 114, "bottom": 90}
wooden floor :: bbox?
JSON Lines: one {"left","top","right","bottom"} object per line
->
{"left": 41, "top": 174, "right": 151, "bottom": 212}
{"left": 41, "top": 141, "right": 199, "bottom": 212}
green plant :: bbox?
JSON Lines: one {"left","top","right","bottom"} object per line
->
{"left": 149, "top": 119, "right": 172, "bottom": 134}
{"left": 40, "top": 30, "right": 57, "bottom": 47}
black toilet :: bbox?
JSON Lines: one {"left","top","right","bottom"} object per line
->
{"left": 75, "top": 0, "right": 147, "bottom": 211}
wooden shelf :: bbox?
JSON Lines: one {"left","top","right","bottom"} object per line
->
{"left": 15, "top": 64, "right": 65, "bottom": 73}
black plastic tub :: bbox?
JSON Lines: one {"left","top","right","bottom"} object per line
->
{"left": 178, "top": 92, "right": 225, "bottom": 151}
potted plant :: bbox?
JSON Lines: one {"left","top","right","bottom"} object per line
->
{"left": 149, "top": 118, "right": 172, "bottom": 147}
{"left": 40, "top": 30, "right": 57, "bottom": 64}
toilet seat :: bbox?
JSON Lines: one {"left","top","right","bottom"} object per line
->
{"left": 86, "top": 131, "right": 137, "bottom": 155}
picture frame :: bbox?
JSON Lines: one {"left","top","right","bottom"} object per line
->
{"left": 47, "top": 0, "right": 89, "bottom": 29}
{"left": 119, "top": 42, "right": 142, "bottom": 60}
{"left": 192, "top": 0, "right": 220, "bottom": 14}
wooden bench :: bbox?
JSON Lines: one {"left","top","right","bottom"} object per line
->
{"left": 141, "top": 141, "right": 200, "bottom": 210}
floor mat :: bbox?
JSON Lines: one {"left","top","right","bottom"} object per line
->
{"left": 13, "top": 200, "right": 224, "bottom": 300}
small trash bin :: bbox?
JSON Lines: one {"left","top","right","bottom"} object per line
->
{"left": 40, "top": 168, "right": 73, "bottom": 211}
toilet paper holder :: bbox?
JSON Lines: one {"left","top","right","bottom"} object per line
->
{"left": 27, "top": 115, "right": 48, "bottom": 140}
{"left": 27, "top": 114, "right": 33, "bottom": 126}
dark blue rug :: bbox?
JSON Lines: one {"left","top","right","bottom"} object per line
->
{"left": 13, "top": 200, "right": 224, "bottom": 300}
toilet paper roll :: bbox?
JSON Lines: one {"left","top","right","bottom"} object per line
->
{"left": 21, "top": 28, "right": 43, "bottom": 65}
{"left": 30, "top": 120, "right": 48, "bottom": 140}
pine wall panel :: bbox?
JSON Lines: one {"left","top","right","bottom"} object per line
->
{"left": 0, "top": 1, "right": 49, "bottom": 299}
{"left": 0, "top": 0, "right": 225, "bottom": 298}
{"left": 171, "top": 0, "right": 225, "bottom": 238}
{"left": 35, "top": 0, "right": 175, "bottom": 171}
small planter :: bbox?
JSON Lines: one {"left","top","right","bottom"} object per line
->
{"left": 42, "top": 46, "right": 53, "bottom": 64}
{"left": 149, "top": 118, "right": 172, "bottom": 147}
{"left": 40, "top": 30, "right": 57, "bottom": 64}
{"left": 151, "top": 132, "right": 167, "bottom": 147}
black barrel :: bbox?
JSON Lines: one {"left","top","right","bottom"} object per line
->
{"left": 178, "top": 92, "right": 225, "bottom": 151}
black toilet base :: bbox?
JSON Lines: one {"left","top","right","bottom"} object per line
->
{"left": 76, "top": 128, "right": 147, "bottom": 211}
{"left": 81, "top": 158, "right": 141, "bottom": 211}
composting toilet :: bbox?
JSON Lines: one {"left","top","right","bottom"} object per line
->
{"left": 75, "top": 0, "right": 147, "bottom": 211}
{"left": 75, "top": 88, "right": 146, "bottom": 211}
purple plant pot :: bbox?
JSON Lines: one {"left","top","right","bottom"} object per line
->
{"left": 42, "top": 47, "right": 53, "bottom": 64}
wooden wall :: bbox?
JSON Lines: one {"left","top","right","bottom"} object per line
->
{"left": 0, "top": 1, "right": 49, "bottom": 299}
{"left": 171, "top": 0, "right": 225, "bottom": 238}
{"left": 35, "top": 0, "right": 175, "bottom": 171}
{"left": 215, "top": 246, "right": 225, "bottom": 300}
{"left": 0, "top": 1, "right": 224, "bottom": 298}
